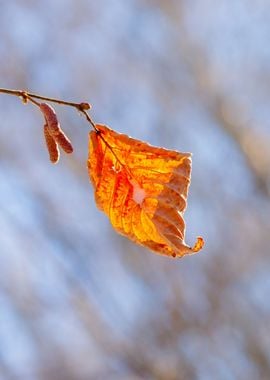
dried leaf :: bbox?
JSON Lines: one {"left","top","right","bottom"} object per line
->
{"left": 88, "top": 125, "right": 204, "bottom": 258}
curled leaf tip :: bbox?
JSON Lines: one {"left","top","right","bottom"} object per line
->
{"left": 192, "top": 236, "right": 205, "bottom": 253}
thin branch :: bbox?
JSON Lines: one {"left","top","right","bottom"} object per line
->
{"left": 0, "top": 87, "right": 100, "bottom": 131}
{"left": 0, "top": 87, "right": 128, "bottom": 168}
{"left": 0, "top": 87, "right": 90, "bottom": 110}
{"left": 151, "top": 3, "right": 270, "bottom": 198}
{"left": 81, "top": 109, "right": 99, "bottom": 132}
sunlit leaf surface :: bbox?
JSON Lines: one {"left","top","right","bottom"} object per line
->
{"left": 88, "top": 125, "right": 204, "bottom": 258}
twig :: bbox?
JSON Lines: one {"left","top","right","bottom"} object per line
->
{"left": 0, "top": 88, "right": 88, "bottom": 109}
{"left": 0, "top": 87, "right": 98, "bottom": 131}
{"left": 0, "top": 87, "right": 124, "bottom": 165}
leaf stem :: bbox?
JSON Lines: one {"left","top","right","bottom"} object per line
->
{"left": 80, "top": 110, "right": 99, "bottom": 133}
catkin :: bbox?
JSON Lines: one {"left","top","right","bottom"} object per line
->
{"left": 40, "top": 103, "right": 60, "bottom": 134}
{"left": 43, "top": 124, "right": 59, "bottom": 164}
{"left": 54, "top": 131, "right": 73, "bottom": 154}
{"left": 40, "top": 102, "right": 73, "bottom": 154}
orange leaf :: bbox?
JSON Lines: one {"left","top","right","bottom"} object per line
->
{"left": 88, "top": 125, "right": 204, "bottom": 258}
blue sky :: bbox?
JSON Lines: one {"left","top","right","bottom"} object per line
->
{"left": 0, "top": 1, "right": 270, "bottom": 378}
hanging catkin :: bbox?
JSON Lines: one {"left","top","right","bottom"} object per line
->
{"left": 40, "top": 103, "right": 73, "bottom": 154}
{"left": 43, "top": 124, "right": 59, "bottom": 163}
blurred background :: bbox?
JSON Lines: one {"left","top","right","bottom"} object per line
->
{"left": 1, "top": 1, "right": 270, "bottom": 379}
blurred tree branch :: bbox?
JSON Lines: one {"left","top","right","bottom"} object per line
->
{"left": 149, "top": 0, "right": 270, "bottom": 197}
